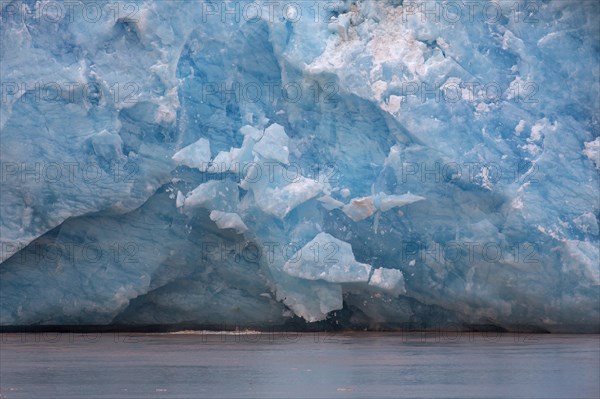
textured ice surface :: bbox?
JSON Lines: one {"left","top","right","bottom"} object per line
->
{"left": 369, "top": 268, "right": 406, "bottom": 296}
{"left": 282, "top": 232, "right": 372, "bottom": 283}
{"left": 172, "top": 138, "right": 212, "bottom": 171}
{"left": 209, "top": 211, "right": 248, "bottom": 234}
{"left": 0, "top": 0, "right": 599, "bottom": 332}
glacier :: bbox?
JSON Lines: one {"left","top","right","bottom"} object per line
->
{"left": 0, "top": 0, "right": 598, "bottom": 332}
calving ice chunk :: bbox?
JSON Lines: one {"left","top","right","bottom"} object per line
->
{"left": 210, "top": 125, "right": 263, "bottom": 174}
{"left": 274, "top": 277, "right": 343, "bottom": 323}
{"left": 232, "top": 123, "right": 329, "bottom": 219}
{"left": 256, "top": 176, "right": 324, "bottom": 219}
{"left": 368, "top": 268, "right": 406, "bottom": 296}
{"left": 317, "top": 195, "right": 345, "bottom": 210}
{"left": 209, "top": 211, "right": 248, "bottom": 234}
{"left": 252, "top": 123, "right": 290, "bottom": 165}
{"left": 281, "top": 232, "right": 407, "bottom": 292}
{"left": 181, "top": 180, "right": 238, "bottom": 212}
{"left": 278, "top": 232, "right": 408, "bottom": 322}
{"left": 172, "top": 138, "right": 211, "bottom": 171}
{"left": 343, "top": 192, "right": 425, "bottom": 221}
{"left": 175, "top": 123, "right": 326, "bottom": 220}
{"left": 283, "top": 232, "right": 372, "bottom": 283}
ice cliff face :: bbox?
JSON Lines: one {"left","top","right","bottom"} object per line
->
{"left": 1, "top": 0, "right": 598, "bottom": 332}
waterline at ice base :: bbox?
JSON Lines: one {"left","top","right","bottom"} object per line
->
{"left": 0, "top": 0, "right": 598, "bottom": 334}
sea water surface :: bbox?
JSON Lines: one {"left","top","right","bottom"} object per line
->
{"left": 0, "top": 332, "right": 598, "bottom": 399}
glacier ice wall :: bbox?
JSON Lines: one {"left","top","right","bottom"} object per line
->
{"left": 0, "top": 0, "right": 598, "bottom": 332}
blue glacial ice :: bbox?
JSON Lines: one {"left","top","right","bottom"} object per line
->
{"left": 0, "top": 0, "right": 599, "bottom": 332}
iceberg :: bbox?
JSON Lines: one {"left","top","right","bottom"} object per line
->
{"left": 0, "top": 0, "right": 598, "bottom": 333}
